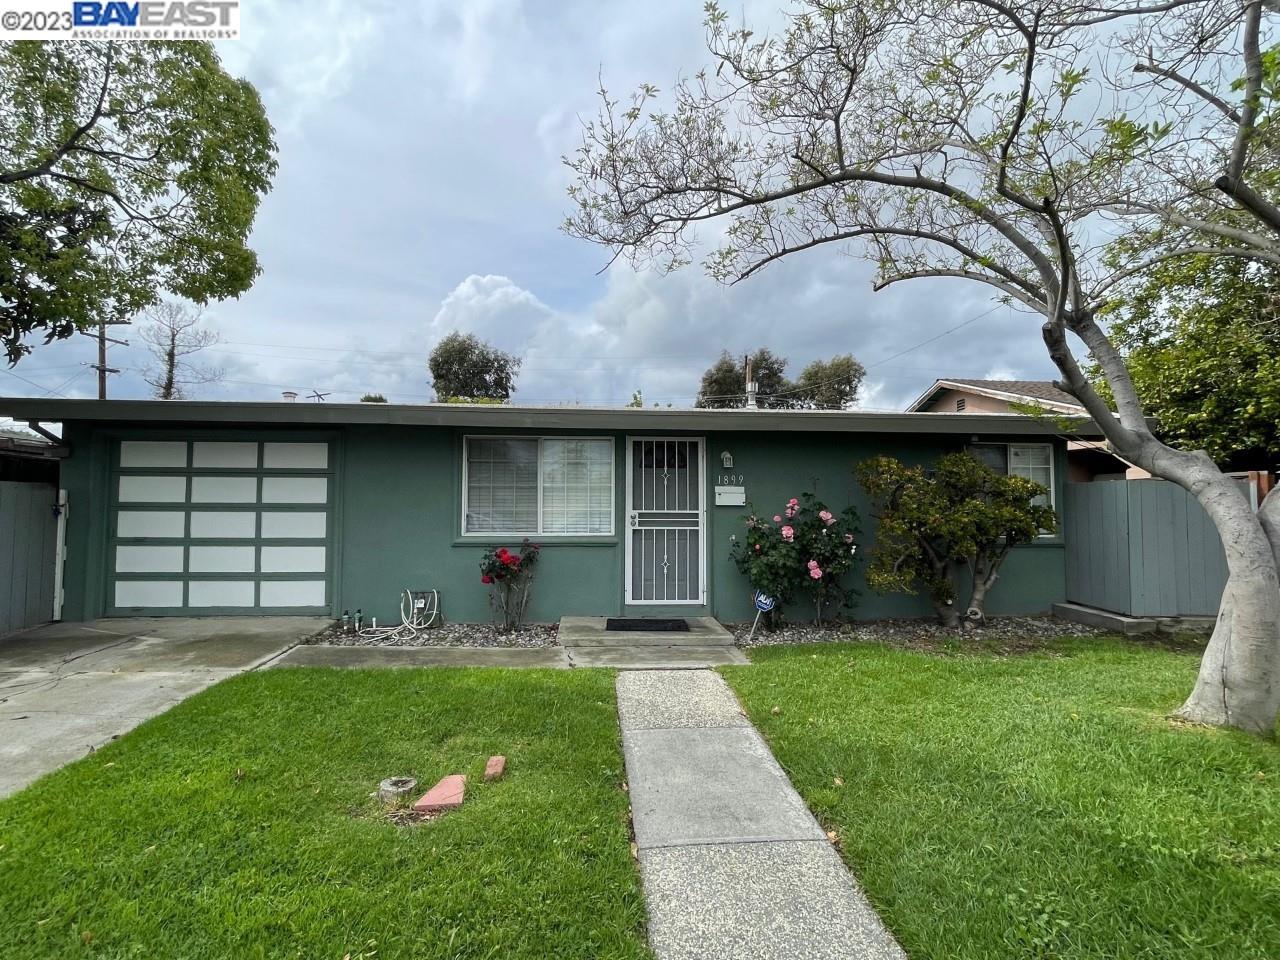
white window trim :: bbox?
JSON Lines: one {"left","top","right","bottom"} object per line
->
{"left": 969, "top": 441, "right": 1057, "bottom": 537}
{"left": 460, "top": 435, "right": 616, "bottom": 538}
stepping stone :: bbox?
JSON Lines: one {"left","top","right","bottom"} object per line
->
{"left": 484, "top": 755, "right": 506, "bottom": 781}
{"left": 413, "top": 774, "right": 466, "bottom": 813}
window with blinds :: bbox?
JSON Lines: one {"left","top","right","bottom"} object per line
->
{"left": 463, "top": 437, "right": 614, "bottom": 535}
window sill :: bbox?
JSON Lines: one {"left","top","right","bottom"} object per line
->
{"left": 452, "top": 536, "right": 620, "bottom": 548}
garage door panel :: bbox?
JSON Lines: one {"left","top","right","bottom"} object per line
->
{"left": 262, "top": 476, "right": 327, "bottom": 503}
{"left": 260, "top": 580, "right": 326, "bottom": 606}
{"left": 115, "top": 581, "right": 184, "bottom": 607}
{"left": 116, "top": 545, "right": 185, "bottom": 573}
{"left": 120, "top": 441, "right": 187, "bottom": 468}
{"left": 119, "top": 476, "right": 187, "bottom": 503}
{"left": 263, "top": 442, "right": 328, "bottom": 469}
{"left": 189, "top": 545, "right": 256, "bottom": 573}
{"left": 261, "top": 546, "right": 326, "bottom": 573}
{"left": 261, "top": 511, "right": 326, "bottom": 538}
{"left": 189, "top": 511, "right": 257, "bottom": 538}
{"left": 192, "top": 441, "right": 258, "bottom": 469}
{"left": 191, "top": 476, "right": 258, "bottom": 503}
{"left": 117, "top": 511, "right": 185, "bottom": 538}
{"left": 109, "top": 439, "right": 333, "bottom": 615}
{"left": 188, "top": 581, "right": 256, "bottom": 607}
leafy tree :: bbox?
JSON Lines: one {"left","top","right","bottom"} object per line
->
{"left": 0, "top": 41, "right": 277, "bottom": 365}
{"left": 794, "top": 354, "right": 866, "bottom": 410}
{"left": 627, "top": 389, "right": 643, "bottom": 407}
{"left": 858, "top": 454, "right": 1055, "bottom": 628}
{"left": 696, "top": 348, "right": 792, "bottom": 408}
{"left": 139, "top": 302, "right": 222, "bottom": 401}
{"left": 428, "top": 332, "right": 521, "bottom": 402}
{"left": 1100, "top": 255, "right": 1280, "bottom": 468}
{"left": 564, "top": 0, "right": 1280, "bottom": 732}
{"left": 360, "top": 393, "right": 388, "bottom": 403}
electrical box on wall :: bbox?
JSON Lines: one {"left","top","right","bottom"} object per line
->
{"left": 714, "top": 485, "right": 746, "bottom": 506}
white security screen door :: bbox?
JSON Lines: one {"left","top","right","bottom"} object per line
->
{"left": 625, "top": 438, "right": 705, "bottom": 604}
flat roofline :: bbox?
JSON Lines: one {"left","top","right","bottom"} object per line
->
{"left": 0, "top": 397, "right": 1105, "bottom": 437}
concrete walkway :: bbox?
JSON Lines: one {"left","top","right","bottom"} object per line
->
{"left": 618, "top": 670, "right": 906, "bottom": 960}
{"left": 0, "top": 617, "right": 324, "bottom": 798}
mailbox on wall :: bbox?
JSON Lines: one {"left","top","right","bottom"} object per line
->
{"left": 714, "top": 485, "right": 746, "bottom": 506}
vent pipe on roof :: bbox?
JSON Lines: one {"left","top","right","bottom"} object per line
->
{"left": 282, "top": 391, "right": 298, "bottom": 403}
{"left": 744, "top": 355, "right": 759, "bottom": 410}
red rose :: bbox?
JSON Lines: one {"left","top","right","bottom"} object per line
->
{"left": 481, "top": 574, "right": 493, "bottom": 584}
{"left": 504, "top": 554, "right": 520, "bottom": 567}
{"left": 495, "top": 547, "right": 510, "bottom": 559}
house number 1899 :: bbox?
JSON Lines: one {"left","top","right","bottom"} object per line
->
{"left": 717, "top": 474, "right": 744, "bottom": 485}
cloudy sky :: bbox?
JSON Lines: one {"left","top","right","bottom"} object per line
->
{"left": 3, "top": 0, "right": 1062, "bottom": 412}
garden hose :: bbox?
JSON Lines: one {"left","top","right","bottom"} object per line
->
{"left": 353, "top": 588, "right": 441, "bottom": 641}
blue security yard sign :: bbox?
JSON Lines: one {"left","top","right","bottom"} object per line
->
{"left": 753, "top": 591, "right": 776, "bottom": 612}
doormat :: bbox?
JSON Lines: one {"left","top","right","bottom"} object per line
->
{"left": 605, "top": 618, "right": 690, "bottom": 632}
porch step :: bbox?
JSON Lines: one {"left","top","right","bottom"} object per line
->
{"left": 558, "top": 616, "right": 735, "bottom": 647}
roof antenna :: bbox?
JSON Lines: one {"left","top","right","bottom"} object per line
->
{"left": 307, "top": 390, "right": 330, "bottom": 402}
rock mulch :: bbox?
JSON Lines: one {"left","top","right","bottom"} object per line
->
{"left": 308, "top": 621, "right": 559, "bottom": 648}
{"left": 731, "top": 615, "right": 1114, "bottom": 655}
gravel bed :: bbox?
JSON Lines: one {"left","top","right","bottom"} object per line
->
{"left": 307, "top": 621, "right": 560, "bottom": 648}
{"left": 730, "top": 615, "right": 1113, "bottom": 654}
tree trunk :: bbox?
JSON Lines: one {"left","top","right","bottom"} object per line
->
{"left": 1048, "top": 313, "right": 1280, "bottom": 734}
{"left": 1147, "top": 458, "right": 1279, "bottom": 734}
{"left": 932, "top": 594, "right": 961, "bottom": 628}
{"left": 162, "top": 334, "right": 178, "bottom": 401}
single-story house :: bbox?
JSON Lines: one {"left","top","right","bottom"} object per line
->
{"left": 906, "top": 377, "right": 1147, "bottom": 481}
{"left": 0, "top": 397, "right": 1104, "bottom": 626}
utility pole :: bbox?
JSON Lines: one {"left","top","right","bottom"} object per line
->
{"left": 84, "top": 319, "right": 126, "bottom": 399}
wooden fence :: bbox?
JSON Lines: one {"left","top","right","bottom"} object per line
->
{"left": 1064, "top": 480, "right": 1229, "bottom": 617}
{"left": 0, "top": 480, "right": 60, "bottom": 637}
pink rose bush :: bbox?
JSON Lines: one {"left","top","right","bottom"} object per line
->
{"left": 730, "top": 491, "right": 861, "bottom": 626}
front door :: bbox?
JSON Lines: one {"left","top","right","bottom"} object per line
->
{"left": 625, "top": 437, "right": 705, "bottom": 605}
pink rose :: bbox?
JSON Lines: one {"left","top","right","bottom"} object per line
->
{"left": 819, "top": 510, "right": 834, "bottom": 525}
{"left": 809, "top": 567, "right": 823, "bottom": 579}
{"left": 785, "top": 506, "right": 796, "bottom": 518}
{"left": 781, "top": 525, "right": 795, "bottom": 542}
{"left": 773, "top": 515, "right": 782, "bottom": 523}
{"left": 788, "top": 498, "right": 798, "bottom": 505}
{"left": 807, "top": 559, "right": 819, "bottom": 569}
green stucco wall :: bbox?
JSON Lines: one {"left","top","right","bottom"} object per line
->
{"left": 57, "top": 421, "right": 1069, "bottom": 626}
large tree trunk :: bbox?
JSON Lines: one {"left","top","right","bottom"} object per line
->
{"left": 1137, "top": 452, "right": 1279, "bottom": 734}
{"left": 1048, "top": 313, "right": 1280, "bottom": 734}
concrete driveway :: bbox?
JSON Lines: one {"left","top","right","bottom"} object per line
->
{"left": 0, "top": 617, "right": 327, "bottom": 798}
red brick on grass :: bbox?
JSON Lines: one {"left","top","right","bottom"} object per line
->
{"left": 413, "top": 774, "right": 466, "bottom": 813}
{"left": 484, "top": 755, "right": 506, "bottom": 781}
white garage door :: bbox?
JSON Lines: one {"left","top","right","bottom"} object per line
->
{"left": 108, "top": 439, "right": 334, "bottom": 615}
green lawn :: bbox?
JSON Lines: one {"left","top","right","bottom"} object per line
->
{"left": 724, "top": 637, "right": 1279, "bottom": 960}
{"left": 0, "top": 668, "right": 651, "bottom": 960}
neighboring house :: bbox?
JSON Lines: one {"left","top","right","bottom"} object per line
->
{"left": 906, "top": 378, "right": 1147, "bottom": 481}
{"left": 0, "top": 397, "right": 1106, "bottom": 626}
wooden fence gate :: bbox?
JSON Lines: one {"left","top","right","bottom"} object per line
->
{"left": 1064, "top": 480, "right": 1230, "bottom": 618}
{"left": 0, "top": 481, "right": 62, "bottom": 637}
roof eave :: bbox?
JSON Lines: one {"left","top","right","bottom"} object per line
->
{"left": 0, "top": 397, "right": 1105, "bottom": 438}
